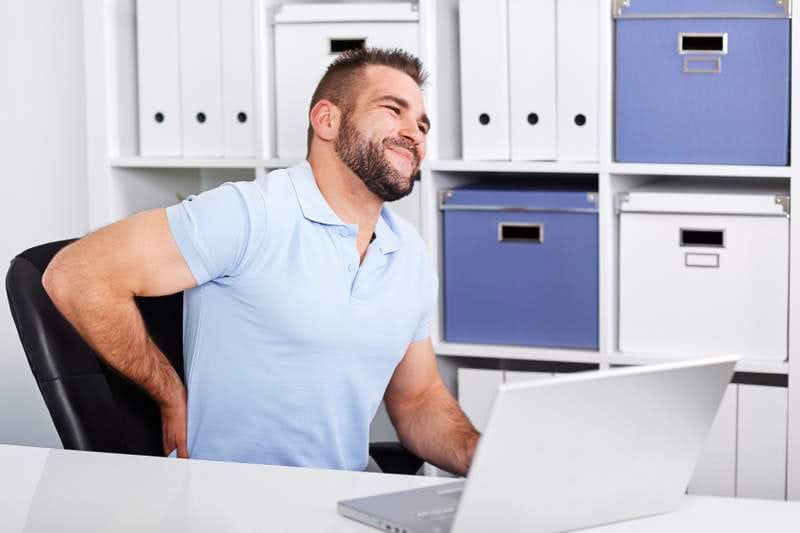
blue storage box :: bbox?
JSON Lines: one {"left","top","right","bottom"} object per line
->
{"left": 615, "top": 0, "right": 790, "bottom": 166}
{"left": 442, "top": 185, "right": 599, "bottom": 349}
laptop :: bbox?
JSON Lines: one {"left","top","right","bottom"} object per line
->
{"left": 339, "top": 355, "right": 737, "bottom": 533}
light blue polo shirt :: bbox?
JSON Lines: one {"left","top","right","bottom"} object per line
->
{"left": 165, "top": 161, "right": 437, "bottom": 470}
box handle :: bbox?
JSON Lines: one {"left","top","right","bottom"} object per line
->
{"left": 330, "top": 38, "right": 366, "bottom": 54}
{"left": 685, "top": 253, "right": 720, "bottom": 269}
{"left": 679, "top": 33, "right": 727, "bottom": 55}
{"left": 680, "top": 228, "right": 725, "bottom": 248}
{"left": 498, "top": 223, "right": 543, "bottom": 243}
{"left": 683, "top": 57, "right": 721, "bottom": 74}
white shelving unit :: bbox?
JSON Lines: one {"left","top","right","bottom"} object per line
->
{"left": 109, "top": 157, "right": 300, "bottom": 169}
{"left": 82, "top": 0, "right": 799, "bottom": 498}
{"left": 425, "top": 159, "right": 600, "bottom": 174}
{"left": 608, "top": 162, "right": 793, "bottom": 179}
{"left": 435, "top": 341, "right": 600, "bottom": 365}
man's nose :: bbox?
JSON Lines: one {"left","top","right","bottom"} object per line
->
{"left": 399, "top": 116, "right": 425, "bottom": 146}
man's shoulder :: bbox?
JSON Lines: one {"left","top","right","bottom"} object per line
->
{"left": 203, "top": 166, "right": 298, "bottom": 236}
{"left": 253, "top": 166, "right": 292, "bottom": 195}
{"left": 243, "top": 166, "right": 300, "bottom": 212}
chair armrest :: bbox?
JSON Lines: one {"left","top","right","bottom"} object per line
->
{"left": 368, "top": 441, "right": 424, "bottom": 475}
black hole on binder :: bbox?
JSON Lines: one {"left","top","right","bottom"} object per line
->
{"left": 527, "top": 113, "right": 539, "bottom": 125}
{"left": 681, "top": 35, "right": 724, "bottom": 53}
{"left": 196, "top": 112, "right": 207, "bottom": 124}
{"left": 574, "top": 114, "right": 587, "bottom": 126}
{"left": 154, "top": 112, "right": 164, "bottom": 123}
{"left": 500, "top": 224, "right": 542, "bottom": 243}
{"left": 237, "top": 112, "right": 248, "bottom": 123}
{"left": 479, "top": 113, "right": 490, "bottom": 125}
{"left": 330, "top": 38, "right": 365, "bottom": 53}
{"left": 680, "top": 229, "right": 724, "bottom": 248}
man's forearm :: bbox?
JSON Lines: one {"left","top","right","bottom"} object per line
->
{"left": 390, "top": 382, "right": 480, "bottom": 476}
{"left": 43, "top": 261, "right": 184, "bottom": 408}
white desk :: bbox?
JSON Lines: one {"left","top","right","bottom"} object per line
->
{"left": 1, "top": 444, "right": 798, "bottom": 532}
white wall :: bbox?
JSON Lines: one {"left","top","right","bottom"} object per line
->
{"left": 0, "top": 1, "right": 89, "bottom": 447}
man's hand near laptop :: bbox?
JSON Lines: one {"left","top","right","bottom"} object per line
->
{"left": 383, "top": 338, "right": 480, "bottom": 475}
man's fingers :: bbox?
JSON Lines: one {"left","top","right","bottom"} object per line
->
{"left": 160, "top": 399, "right": 188, "bottom": 458}
{"left": 163, "top": 425, "right": 182, "bottom": 457}
{"left": 177, "top": 439, "right": 189, "bottom": 459}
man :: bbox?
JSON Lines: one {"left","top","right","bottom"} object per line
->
{"left": 43, "top": 48, "right": 479, "bottom": 475}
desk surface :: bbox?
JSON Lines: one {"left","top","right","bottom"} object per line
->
{"left": 1, "top": 444, "right": 798, "bottom": 532}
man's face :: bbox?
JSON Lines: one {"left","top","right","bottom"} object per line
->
{"left": 334, "top": 65, "right": 429, "bottom": 202}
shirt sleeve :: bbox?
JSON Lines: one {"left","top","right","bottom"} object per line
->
{"left": 166, "top": 181, "right": 264, "bottom": 286}
{"left": 411, "top": 270, "right": 439, "bottom": 343}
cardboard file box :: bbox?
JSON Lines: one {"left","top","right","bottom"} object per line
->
{"left": 459, "top": 0, "right": 599, "bottom": 162}
{"left": 137, "top": 0, "right": 257, "bottom": 157}
{"left": 442, "top": 185, "right": 599, "bottom": 349}
{"left": 272, "top": 3, "right": 419, "bottom": 159}
{"left": 137, "top": 0, "right": 181, "bottom": 156}
{"left": 179, "top": 0, "right": 224, "bottom": 157}
{"left": 618, "top": 186, "right": 790, "bottom": 362}
{"left": 459, "top": 0, "right": 510, "bottom": 160}
{"left": 615, "top": 0, "right": 790, "bottom": 165}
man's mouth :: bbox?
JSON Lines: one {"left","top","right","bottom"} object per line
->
{"left": 386, "top": 144, "right": 417, "bottom": 167}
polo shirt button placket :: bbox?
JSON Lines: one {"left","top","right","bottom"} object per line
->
{"left": 335, "top": 226, "right": 358, "bottom": 298}
{"left": 347, "top": 259, "right": 359, "bottom": 302}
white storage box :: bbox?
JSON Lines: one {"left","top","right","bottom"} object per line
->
{"left": 272, "top": 3, "right": 419, "bottom": 159}
{"left": 618, "top": 185, "right": 789, "bottom": 362}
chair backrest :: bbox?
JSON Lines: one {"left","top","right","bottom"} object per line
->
{"left": 5, "top": 239, "right": 184, "bottom": 456}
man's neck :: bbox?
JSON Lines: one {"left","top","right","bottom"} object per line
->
{"left": 306, "top": 153, "right": 383, "bottom": 230}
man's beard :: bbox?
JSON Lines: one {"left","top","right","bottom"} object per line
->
{"left": 334, "top": 113, "right": 418, "bottom": 202}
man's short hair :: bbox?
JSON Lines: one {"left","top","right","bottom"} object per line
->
{"left": 306, "top": 47, "right": 428, "bottom": 152}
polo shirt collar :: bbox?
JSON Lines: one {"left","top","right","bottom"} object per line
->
{"left": 375, "top": 209, "right": 401, "bottom": 255}
{"left": 288, "top": 161, "right": 345, "bottom": 226}
{"left": 288, "top": 160, "right": 403, "bottom": 255}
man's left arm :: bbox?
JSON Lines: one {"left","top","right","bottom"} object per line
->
{"left": 383, "top": 337, "right": 480, "bottom": 476}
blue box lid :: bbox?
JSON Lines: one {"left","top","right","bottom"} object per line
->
{"left": 614, "top": 0, "right": 790, "bottom": 18}
{"left": 442, "top": 184, "right": 598, "bottom": 211}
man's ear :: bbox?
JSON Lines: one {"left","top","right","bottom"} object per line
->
{"left": 309, "top": 99, "right": 341, "bottom": 143}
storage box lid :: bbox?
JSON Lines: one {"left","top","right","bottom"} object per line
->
{"left": 614, "top": 0, "right": 791, "bottom": 18}
{"left": 441, "top": 185, "right": 598, "bottom": 212}
{"left": 618, "top": 184, "right": 790, "bottom": 216}
{"left": 273, "top": 3, "right": 419, "bottom": 24}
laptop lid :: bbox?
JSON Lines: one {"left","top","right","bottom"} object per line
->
{"left": 451, "top": 355, "right": 737, "bottom": 533}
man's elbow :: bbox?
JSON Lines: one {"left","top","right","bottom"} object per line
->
{"left": 42, "top": 260, "right": 66, "bottom": 304}
{"left": 41, "top": 249, "right": 80, "bottom": 306}
{"left": 384, "top": 393, "right": 424, "bottom": 436}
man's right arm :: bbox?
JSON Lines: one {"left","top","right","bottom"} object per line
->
{"left": 42, "top": 208, "right": 197, "bottom": 457}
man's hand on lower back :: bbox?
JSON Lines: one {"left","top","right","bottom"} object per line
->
{"left": 160, "top": 389, "right": 189, "bottom": 458}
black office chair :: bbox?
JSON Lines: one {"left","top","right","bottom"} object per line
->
{"left": 6, "top": 239, "right": 423, "bottom": 475}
